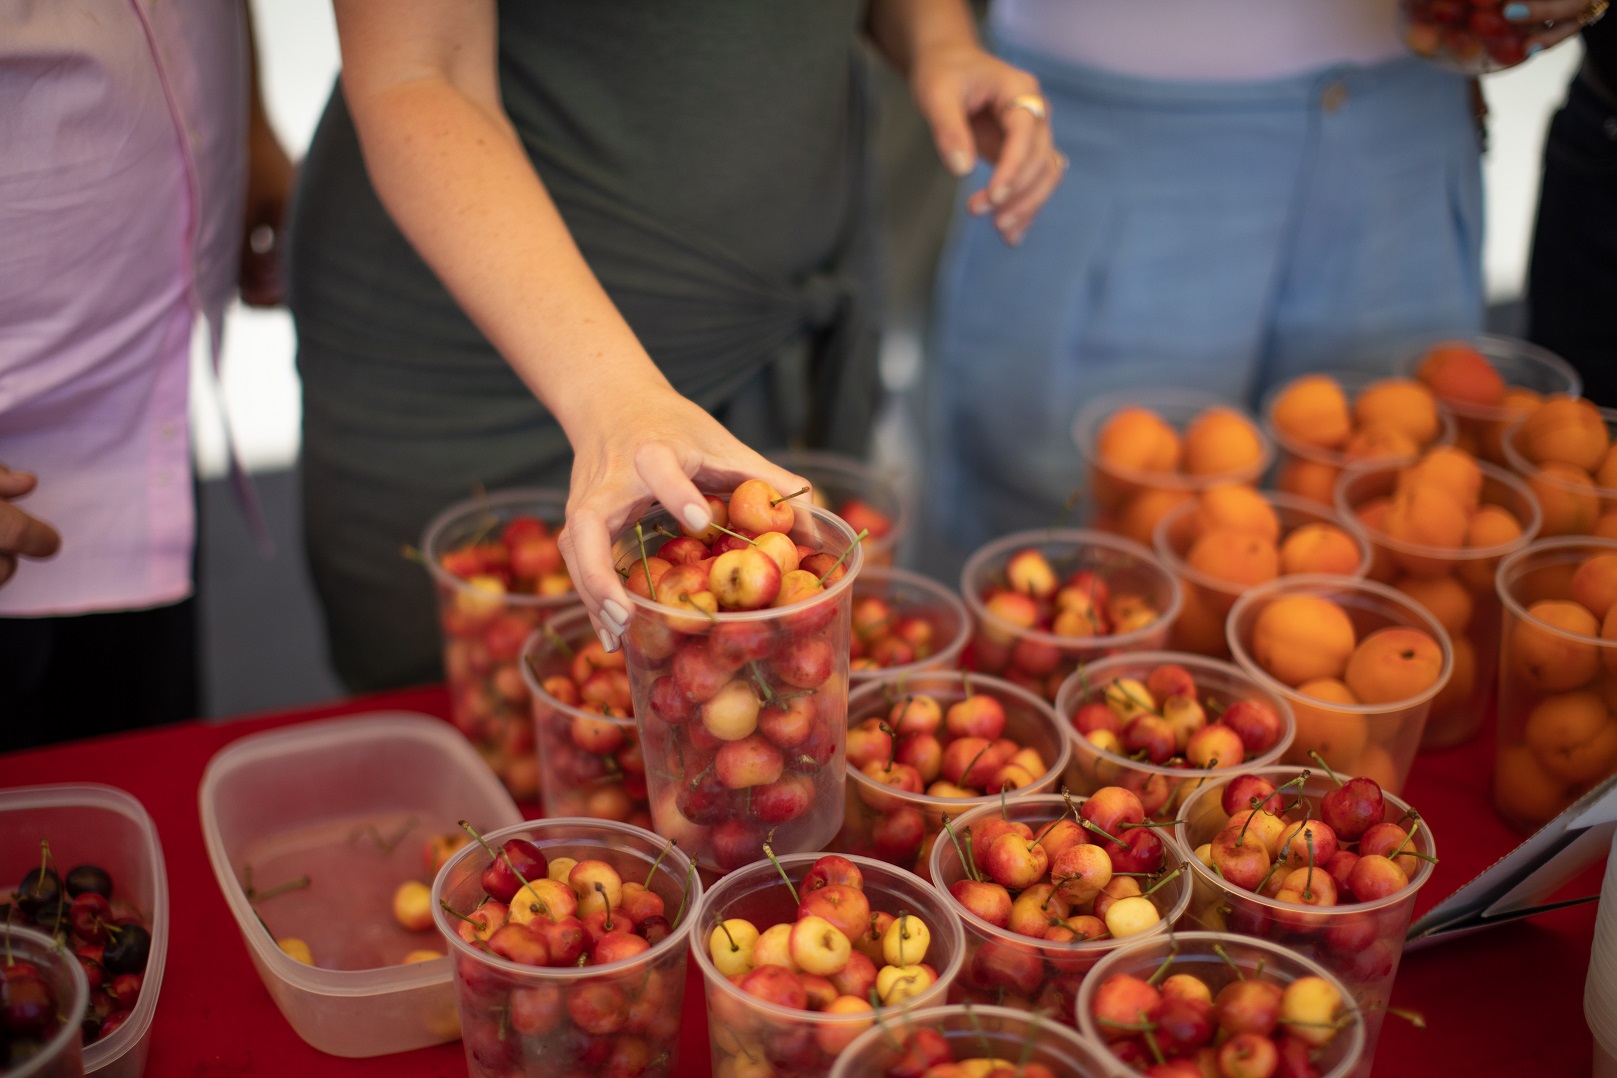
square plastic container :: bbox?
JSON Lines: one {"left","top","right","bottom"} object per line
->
{"left": 199, "top": 713, "right": 522, "bottom": 1057}
{"left": 0, "top": 784, "right": 167, "bottom": 1077}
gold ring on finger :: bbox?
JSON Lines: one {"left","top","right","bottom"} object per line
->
{"left": 1003, "top": 93, "right": 1049, "bottom": 122}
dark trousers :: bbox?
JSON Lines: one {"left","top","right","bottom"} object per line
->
{"left": 1528, "top": 70, "right": 1617, "bottom": 409}
{"left": 0, "top": 599, "right": 199, "bottom": 752}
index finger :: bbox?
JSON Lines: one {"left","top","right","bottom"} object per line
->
{"left": 0, "top": 504, "right": 61, "bottom": 560}
{"left": 557, "top": 506, "right": 631, "bottom": 650}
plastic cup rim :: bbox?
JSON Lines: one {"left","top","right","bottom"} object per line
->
{"left": 519, "top": 608, "right": 637, "bottom": 731}
{"left": 1258, "top": 369, "right": 1459, "bottom": 469}
{"left": 2, "top": 924, "right": 91, "bottom": 1078}
{"left": 1071, "top": 387, "right": 1276, "bottom": 490}
{"left": 1333, "top": 453, "right": 1544, "bottom": 563}
{"left": 419, "top": 487, "right": 575, "bottom": 607}
{"left": 1500, "top": 399, "right": 1617, "bottom": 498}
{"left": 1391, "top": 332, "right": 1582, "bottom": 423}
{"left": 1495, "top": 535, "right": 1617, "bottom": 646}
{"left": 846, "top": 566, "right": 974, "bottom": 685}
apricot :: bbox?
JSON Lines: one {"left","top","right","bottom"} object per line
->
{"left": 1097, "top": 406, "right": 1183, "bottom": 474}
{"left": 1524, "top": 690, "right": 1617, "bottom": 784}
{"left": 1430, "top": 634, "right": 1477, "bottom": 716}
{"left": 1186, "top": 528, "right": 1280, "bottom": 589}
{"left": 1117, "top": 488, "right": 1194, "bottom": 548}
{"left": 1404, "top": 447, "right": 1484, "bottom": 512}
{"left": 1344, "top": 627, "right": 1446, "bottom": 705}
{"left": 1458, "top": 505, "right": 1528, "bottom": 591}
{"left": 1415, "top": 341, "right": 1506, "bottom": 408}
{"left": 1392, "top": 574, "right": 1473, "bottom": 635}
{"left": 1288, "top": 679, "right": 1368, "bottom": 769}
{"left": 1381, "top": 482, "right": 1468, "bottom": 553}
{"left": 1572, "top": 553, "right": 1617, "bottom": 621}
{"left": 1182, "top": 407, "right": 1266, "bottom": 478}
{"left": 1352, "top": 744, "right": 1402, "bottom": 793}
{"left": 1516, "top": 395, "right": 1609, "bottom": 472}
{"left": 1353, "top": 378, "right": 1441, "bottom": 446}
{"left": 1597, "top": 446, "right": 1617, "bottom": 490}
{"left": 1526, "top": 462, "right": 1601, "bottom": 536}
{"left": 1193, "top": 485, "right": 1281, "bottom": 543}
{"left": 1342, "top": 424, "right": 1421, "bottom": 463}
{"left": 1355, "top": 498, "right": 1397, "bottom": 583}
{"left": 1512, "top": 599, "right": 1601, "bottom": 692}
{"left": 1596, "top": 513, "right": 1617, "bottom": 541}
{"left": 1276, "top": 458, "right": 1341, "bottom": 506}
{"left": 1171, "top": 584, "right": 1233, "bottom": 657}
{"left": 1279, "top": 522, "right": 1363, "bottom": 576}
{"left": 1252, "top": 596, "right": 1357, "bottom": 686}
{"left": 1270, "top": 375, "right": 1352, "bottom": 450}
{"left": 1482, "top": 386, "right": 1545, "bottom": 463}
{"left": 1603, "top": 603, "right": 1617, "bottom": 677}
{"left": 1495, "top": 743, "right": 1575, "bottom": 827}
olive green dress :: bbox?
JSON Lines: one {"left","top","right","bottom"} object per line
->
{"left": 288, "top": 1, "right": 881, "bottom": 690}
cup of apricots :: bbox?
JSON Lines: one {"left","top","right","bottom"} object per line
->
{"left": 1501, "top": 396, "right": 1617, "bottom": 539}
{"left": 1226, "top": 575, "right": 1453, "bottom": 794}
{"left": 1403, "top": 335, "right": 1581, "bottom": 466}
{"left": 1072, "top": 388, "right": 1274, "bottom": 548}
{"left": 959, "top": 529, "right": 1182, "bottom": 702}
{"left": 1262, "top": 371, "right": 1455, "bottom": 509}
{"left": 1493, "top": 537, "right": 1617, "bottom": 832}
{"left": 1153, "top": 486, "right": 1371, "bottom": 658}
{"left": 1335, "top": 446, "right": 1541, "bottom": 750}
{"left": 847, "top": 566, "right": 972, "bottom": 684}
{"left": 1054, "top": 651, "right": 1296, "bottom": 821}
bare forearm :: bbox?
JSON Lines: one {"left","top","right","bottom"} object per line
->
{"left": 867, "top": 0, "right": 981, "bottom": 75}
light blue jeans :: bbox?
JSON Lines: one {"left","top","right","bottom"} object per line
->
{"left": 923, "top": 44, "right": 1484, "bottom": 568}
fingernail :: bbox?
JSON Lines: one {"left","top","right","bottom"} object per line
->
{"left": 1527, "top": 40, "right": 1544, "bottom": 54}
{"left": 1007, "top": 230, "right": 1025, "bottom": 248}
{"left": 603, "top": 599, "right": 630, "bottom": 626}
{"left": 948, "top": 149, "right": 973, "bottom": 177}
{"left": 683, "top": 505, "right": 709, "bottom": 530}
{"left": 989, "top": 186, "right": 1009, "bottom": 206}
{"left": 598, "top": 628, "right": 620, "bottom": 653}
{"left": 1504, "top": 2, "right": 1529, "bottom": 18}
{"left": 996, "top": 214, "right": 1019, "bottom": 234}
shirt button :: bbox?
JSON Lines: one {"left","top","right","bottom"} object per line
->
{"left": 159, "top": 422, "right": 178, "bottom": 441}
{"left": 1322, "top": 81, "right": 1349, "bottom": 113}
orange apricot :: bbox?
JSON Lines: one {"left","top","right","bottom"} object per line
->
{"left": 1192, "top": 485, "right": 1281, "bottom": 543}
{"left": 1355, "top": 498, "right": 1398, "bottom": 584}
{"left": 1288, "top": 678, "right": 1369, "bottom": 769}
{"left": 1353, "top": 378, "right": 1441, "bottom": 446}
{"left": 1116, "top": 488, "right": 1194, "bottom": 548}
{"left": 1344, "top": 626, "right": 1446, "bottom": 705}
{"left": 1182, "top": 407, "right": 1266, "bottom": 478}
{"left": 1495, "top": 743, "right": 1576, "bottom": 827}
{"left": 1513, "top": 599, "right": 1601, "bottom": 692}
{"left": 1186, "top": 529, "right": 1280, "bottom": 589}
{"left": 1597, "top": 446, "right": 1617, "bottom": 490}
{"left": 1525, "top": 462, "right": 1600, "bottom": 537}
{"left": 1171, "top": 583, "right": 1236, "bottom": 657}
{"left": 1458, "top": 505, "right": 1529, "bottom": 591}
{"left": 1516, "top": 395, "right": 1609, "bottom": 472}
{"left": 1342, "top": 424, "right": 1421, "bottom": 463}
{"left": 1602, "top": 603, "right": 1617, "bottom": 677}
{"left": 1381, "top": 481, "right": 1469, "bottom": 552}
{"left": 1352, "top": 744, "right": 1402, "bottom": 792}
{"left": 1415, "top": 341, "right": 1506, "bottom": 408}
{"left": 1392, "top": 574, "right": 1473, "bottom": 636}
{"left": 1430, "top": 634, "right": 1477, "bottom": 716}
{"left": 1571, "top": 553, "right": 1617, "bottom": 621}
{"left": 1279, "top": 522, "right": 1364, "bottom": 576}
{"left": 1252, "top": 595, "right": 1357, "bottom": 686}
{"left": 1096, "top": 406, "right": 1182, "bottom": 474}
{"left": 1482, "top": 387, "right": 1545, "bottom": 463}
{"left": 1596, "top": 513, "right": 1617, "bottom": 541}
{"left": 1270, "top": 376, "right": 1352, "bottom": 451}
{"left": 1276, "top": 458, "right": 1342, "bottom": 506}
{"left": 1524, "top": 690, "right": 1617, "bottom": 784}
{"left": 1404, "top": 447, "right": 1484, "bottom": 512}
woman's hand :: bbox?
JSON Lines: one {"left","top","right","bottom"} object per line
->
{"left": 910, "top": 44, "right": 1066, "bottom": 247}
{"left": 1504, "top": 0, "right": 1608, "bottom": 51}
{"left": 558, "top": 386, "right": 809, "bottom": 652}
{"left": 0, "top": 467, "right": 61, "bottom": 588}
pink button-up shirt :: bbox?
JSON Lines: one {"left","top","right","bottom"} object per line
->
{"left": 0, "top": 0, "right": 247, "bottom": 616}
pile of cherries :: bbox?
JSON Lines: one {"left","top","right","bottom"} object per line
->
{"left": 5, "top": 854, "right": 151, "bottom": 1050}
{"left": 849, "top": 591, "right": 945, "bottom": 673}
{"left": 530, "top": 630, "right": 651, "bottom": 826}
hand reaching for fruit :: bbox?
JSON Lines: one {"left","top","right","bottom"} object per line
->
{"left": 557, "top": 387, "right": 809, "bottom": 653}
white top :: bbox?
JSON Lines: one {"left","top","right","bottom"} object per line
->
{"left": 991, "top": 0, "right": 1407, "bottom": 83}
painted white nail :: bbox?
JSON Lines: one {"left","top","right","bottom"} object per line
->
{"left": 598, "top": 628, "right": 620, "bottom": 653}
{"left": 683, "top": 504, "right": 709, "bottom": 530}
{"left": 603, "top": 599, "right": 630, "bottom": 626}
{"left": 948, "top": 149, "right": 973, "bottom": 176}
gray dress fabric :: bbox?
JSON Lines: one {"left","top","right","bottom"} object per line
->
{"left": 288, "top": 1, "right": 882, "bottom": 691}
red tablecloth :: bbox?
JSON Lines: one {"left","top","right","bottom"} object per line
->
{"left": 0, "top": 688, "right": 1597, "bottom": 1076}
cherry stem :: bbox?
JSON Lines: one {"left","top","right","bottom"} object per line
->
{"left": 941, "top": 816, "right": 980, "bottom": 884}
{"left": 1109, "top": 678, "right": 1165, "bottom": 721}
{"left": 1254, "top": 858, "right": 1286, "bottom": 897}
{"left": 1029, "top": 805, "right": 1074, "bottom": 849}
{"left": 1145, "top": 952, "right": 1179, "bottom": 987}
{"left": 634, "top": 521, "right": 658, "bottom": 599}
{"left": 671, "top": 861, "right": 696, "bottom": 928}
{"left": 1081, "top": 818, "right": 1129, "bottom": 849}
{"left": 964, "top": 1003, "right": 993, "bottom": 1059}
{"left": 593, "top": 884, "right": 614, "bottom": 931}
{"left": 1141, "top": 866, "right": 1183, "bottom": 899}
{"left": 439, "top": 899, "right": 480, "bottom": 926}
{"left": 458, "top": 820, "right": 537, "bottom": 897}
{"left": 710, "top": 522, "right": 758, "bottom": 546}
{"left": 962, "top": 828, "right": 981, "bottom": 882}
{"left": 248, "top": 875, "right": 311, "bottom": 902}
{"left": 879, "top": 721, "right": 898, "bottom": 772}
{"left": 1387, "top": 1006, "right": 1427, "bottom": 1029}
{"left": 762, "top": 833, "right": 800, "bottom": 906}
{"left": 962, "top": 670, "right": 974, "bottom": 699}
{"left": 815, "top": 529, "right": 869, "bottom": 585}
{"left": 1096, "top": 1016, "right": 1160, "bottom": 1033}
{"left": 712, "top": 915, "right": 740, "bottom": 953}
{"left": 1388, "top": 817, "right": 1422, "bottom": 861}
{"left": 1303, "top": 829, "right": 1317, "bottom": 901}
{"left": 1213, "top": 943, "right": 1246, "bottom": 981}
{"left": 892, "top": 911, "right": 919, "bottom": 967}
{"left": 1142, "top": 1024, "right": 1167, "bottom": 1066}
{"left": 959, "top": 739, "right": 995, "bottom": 787}
{"left": 644, "top": 839, "right": 676, "bottom": 889}
{"left": 1121, "top": 819, "right": 1177, "bottom": 830}
{"left": 770, "top": 485, "right": 812, "bottom": 507}
{"left": 1308, "top": 750, "right": 1345, "bottom": 787}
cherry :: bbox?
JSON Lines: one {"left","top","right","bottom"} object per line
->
{"left": 1, "top": 975, "right": 52, "bottom": 1035}
{"left": 64, "top": 864, "right": 113, "bottom": 900}
{"left": 15, "top": 868, "right": 59, "bottom": 918}
{"left": 478, "top": 838, "right": 548, "bottom": 904}
{"left": 103, "top": 923, "right": 152, "bottom": 976}
{"left": 1321, "top": 776, "right": 1384, "bottom": 843}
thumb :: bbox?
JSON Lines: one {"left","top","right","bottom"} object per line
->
{"left": 914, "top": 78, "right": 976, "bottom": 178}
{"left": 0, "top": 467, "right": 38, "bottom": 499}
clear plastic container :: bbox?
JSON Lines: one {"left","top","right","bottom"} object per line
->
{"left": 611, "top": 501, "right": 862, "bottom": 873}
{"left": 0, "top": 784, "right": 166, "bottom": 1077}
{"left": 1072, "top": 388, "right": 1274, "bottom": 547}
{"left": 430, "top": 818, "right": 700, "bottom": 1078}
{"left": 1053, "top": 651, "right": 1296, "bottom": 821}
{"left": 836, "top": 671, "right": 1073, "bottom": 878}
{"left": 1175, "top": 768, "right": 1436, "bottom": 1073}
{"left": 848, "top": 566, "right": 972, "bottom": 683}
{"left": 765, "top": 448, "right": 909, "bottom": 567}
{"left": 1153, "top": 490, "right": 1371, "bottom": 658}
{"left": 1398, "top": 1, "right": 1540, "bottom": 73}
{"left": 960, "top": 529, "right": 1182, "bottom": 703}
{"left": 520, "top": 608, "right": 651, "bottom": 828}
{"left": 692, "top": 851, "right": 966, "bottom": 1077}
{"left": 198, "top": 713, "right": 523, "bottom": 1057}
{"left": 1398, "top": 334, "right": 1580, "bottom": 464}
{"left": 421, "top": 487, "right": 577, "bottom": 801}
{"left": 1226, "top": 574, "right": 1453, "bottom": 795}
{"left": 1336, "top": 456, "right": 1541, "bottom": 749}
{"left": 928, "top": 794, "right": 1192, "bottom": 1026}
{"left": 829, "top": 1003, "right": 1112, "bottom": 1078}
{"left": 1502, "top": 402, "right": 1617, "bottom": 538}
{"left": 1075, "top": 931, "right": 1367, "bottom": 1078}
{"left": 3, "top": 924, "right": 90, "bottom": 1078}
{"left": 1262, "top": 370, "right": 1457, "bottom": 508}
{"left": 1494, "top": 537, "right": 1617, "bottom": 832}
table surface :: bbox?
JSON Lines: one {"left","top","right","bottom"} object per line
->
{"left": 0, "top": 687, "right": 1597, "bottom": 1077}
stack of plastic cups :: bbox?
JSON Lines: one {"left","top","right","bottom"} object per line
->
{"left": 1588, "top": 829, "right": 1617, "bottom": 1077}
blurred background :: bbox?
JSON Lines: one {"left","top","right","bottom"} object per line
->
{"left": 193, "top": 0, "right": 1584, "bottom": 718}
